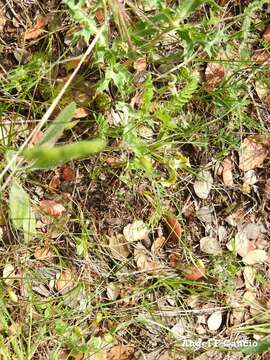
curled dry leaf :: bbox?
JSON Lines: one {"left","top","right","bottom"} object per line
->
{"left": 193, "top": 169, "right": 213, "bottom": 199}
{"left": 73, "top": 107, "right": 90, "bottom": 119}
{"left": 133, "top": 58, "right": 147, "bottom": 71}
{"left": 109, "top": 234, "right": 130, "bottom": 261}
{"left": 252, "top": 50, "right": 270, "bottom": 64}
{"left": 24, "top": 16, "right": 48, "bottom": 40}
{"left": 55, "top": 268, "right": 74, "bottom": 294}
{"left": 242, "top": 249, "right": 267, "bottom": 265}
{"left": 40, "top": 200, "right": 66, "bottom": 217}
{"left": 263, "top": 25, "right": 270, "bottom": 41}
{"left": 205, "top": 62, "right": 225, "bottom": 90}
{"left": 181, "top": 265, "right": 206, "bottom": 281}
{"left": 207, "top": 311, "right": 223, "bottom": 331}
{"left": 219, "top": 156, "right": 234, "bottom": 187}
{"left": 239, "top": 135, "right": 270, "bottom": 171}
{"left": 123, "top": 220, "right": 149, "bottom": 242}
{"left": 164, "top": 216, "right": 182, "bottom": 241}
{"left": 200, "top": 236, "right": 222, "bottom": 255}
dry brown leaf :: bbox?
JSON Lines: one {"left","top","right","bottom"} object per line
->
{"left": 239, "top": 135, "right": 270, "bottom": 171}
{"left": 49, "top": 175, "right": 60, "bottom": 190}
{"left": 133, "top": 58, "right": 147, "bottom": 71}
{"left": 24, "top": 17, "right": 48, "bottom": 40}
{"left": 61, "top": 166, "right": 76, "bottom": 181}
{"left": 73, "top": 107, "right": 90, "bottom": 119}
{"left": 181, "top": 265, "right": 206, "bottom": 281}
{"left": 205, "top": 62, "right": 225, "bottom": 90}
{"left": 108, "top": 344, "right": 134, "bottom": 360}
{"left": 151, "top": 235, "right": 166, "bottom": 253}
{"left": 55, "top": 268, "right": 74, "bottom": 293}
{"left": 95, "top": 8, "right": 105, "bottom": 23}
{"left": 220, "top": 156, "right": 234, "bottom": 187}
{"left": 109, "top": 234, "right": 130, "bottom": 260}
{"left": 168, "top": 253, "right": 180, "bottom": 268}
{"left": 105, "top": 157, "right": 122, "bottom": 167}
{"left": 263, "top": 26, "right": 270, "bottom": 41}
{"left": 40, "top": 199, "right": 66, "bottom": 217}
{"left": 164, "top": 216, "right": 182, "bottom": 241}
{"left": 34, "top": 246, "right": 54, "bottom": 260}
{"left": 252, "top": 50, "right": 270, "bottom": 64}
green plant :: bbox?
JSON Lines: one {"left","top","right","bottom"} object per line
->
{"left": 7, "top": 102, "right": 106, "bottom": 242}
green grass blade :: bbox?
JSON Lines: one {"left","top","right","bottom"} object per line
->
{"left": 241, "top": 339, "right": 270, "bottom": 355}
{"left": 24, "top": 139, "right": 107, "bottom": 169}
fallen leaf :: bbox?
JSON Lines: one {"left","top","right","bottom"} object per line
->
{"left": 205, "top": 62, "right": 225, "bottom": 90}
{"left": 196, "top": 206, "right": 213, "bottom": 224}
{"left": 243, "top": 170, "right": 257, "bottom": 186}
{"left": 239, "top": 135, "right": 270, "bottom": 171}
{"left": 108, "top": 344, "right": 134, "bottom": 360}
{"left": 207, "top": 311, "right": 222, "bottom": 331}
{"left": 24, "top": 16, "right": 48, "bottom": 40}
{"left": 3, "top": 264, "right": 15, "bottom": 285}
{"left": 168, "top": 253, "right": 180, "bottom": 268}
{"left": 181, "top": 265, "right": 206, "bottom": 281}
{"left": 255, "top": 80, "right": 269, "bottom": 101}
{"left": 61, "top": 166, "right": 76, "bottom": 181}
{"left": 200, "top": 236, "right": 222, "bottom": 255}
{"left": 107, "top": 283, "right": 120, "bottom": 301}
{"left": 243, "top": 266, "right": 256, "bottom": 290}
{"left": 73, "top": 107, "right": 90, "bottom": 119}
{"left": 252, "top": 50, "right": 270, "bottom": 64}
{"left": 40, "top": 200, "right": 66, "bottom": 217}
{"left": 219, "top": 156, "right": 234, "bottom": 187}
{"left": 49, "top": 175, "right": 60, "bottom": 190}
{"left": 193, "top": 169, "right": 213, "bottom": 199}
{"left": 151, "top": 235, "right": 166, "bottom": 253}
{"left": 34, "top": 246, "right": 54, "bottom": 260}
{"left": 242, "top": 249, "right": 267, "bottom": 265}
{"left": 134, "top": 244, "right": 160, "bottom": 272}
{"left": 55, "top": 268, "right": 74, "bottom": 294}
{"left": 109, "top": 234, "right": 130, "bottom": 260}
{"left": 227, "top": 230, "right": 250, "bottom": 257}
{"left": 164, "top": 216, "right": 182, "bottom": 241}
{"left": 263, "top": 25, "right": 270, "bottom": 41}
{"left": 95, "top": 8, "right": 105, "bottom": 23}
{"left": 170, "top": 320, "right": 185, "bottom": 339}
{"left": 134, "top": 58, "right": 147, "bottom": 71}
{"left": 123, "top": 220, "right": 149, "bottom": 242}
{"left": 105, "top": 157, "right": 122, "bottom": 167}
